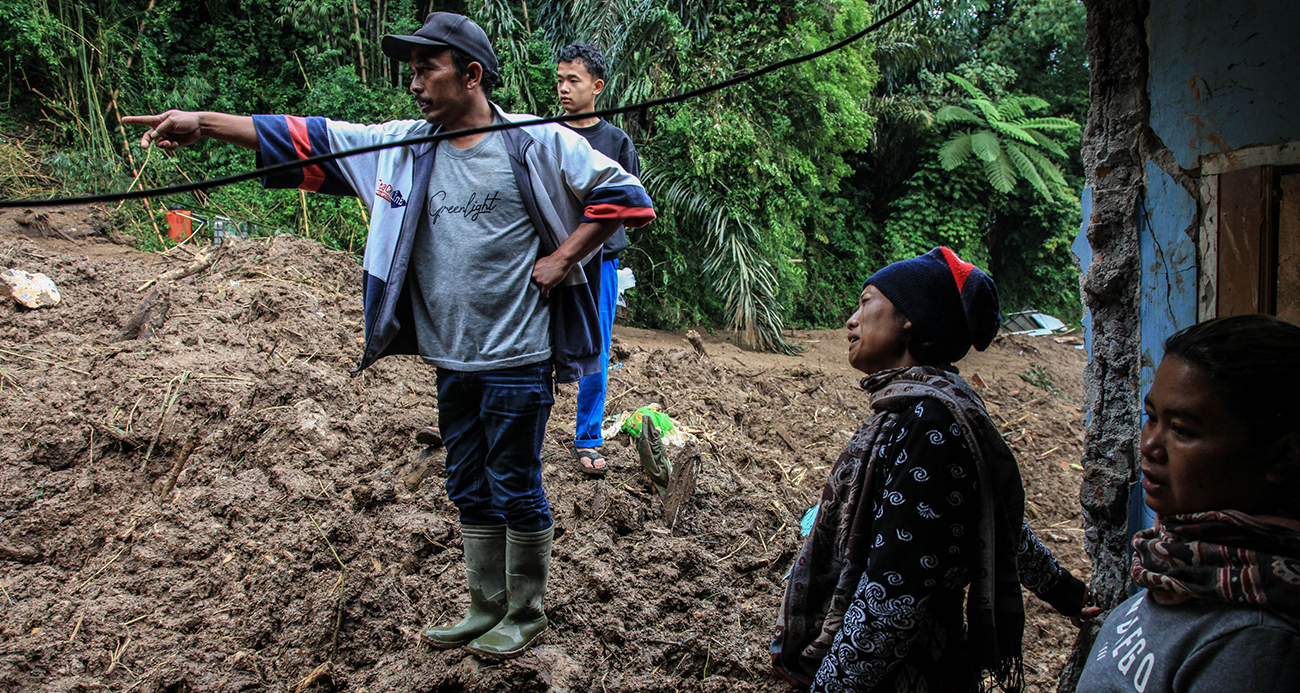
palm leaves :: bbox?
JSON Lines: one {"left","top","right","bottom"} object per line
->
{"left": 473, "top": 0, "right": 684, "bottom": 132}
{"left": 534, "top": 0, "right": 686, "bottom": 134}
{"left": 473, "top": 0, "right": 549, "bottom": 114}
{"left": 643, "top": 168, "right": 799, "bottom": 354}
{"left": 935, "top": 72, "right": 1078, "bottom": 200}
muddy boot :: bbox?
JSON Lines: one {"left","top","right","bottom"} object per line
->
{"left": 421, "top": 524, "right": 507, "bottom": 649}
{"left": 465, "top": 526, "right": 553, "bottom": 659}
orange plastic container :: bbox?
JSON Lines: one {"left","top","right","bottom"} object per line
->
{"left": 165, "top": 206, "right": 192, "bottom": 242}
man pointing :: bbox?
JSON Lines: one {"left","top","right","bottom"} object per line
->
{"left": 124, "top": 12, "right": 654, "bottom": 659}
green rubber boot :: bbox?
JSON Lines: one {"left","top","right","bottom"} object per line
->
{"left": 421, "top": 524, "right": 507, "bottom": 649}
{"left": 465, "top": 526, "right": 553, "bottom": 659}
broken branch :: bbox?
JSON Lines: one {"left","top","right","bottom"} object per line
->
{"left": 137, "top": 246, "right": 216, "bottom": 292}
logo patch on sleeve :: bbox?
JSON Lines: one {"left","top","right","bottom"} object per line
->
{"left": 376, "top": 180, "right": 408, "bottom": 209}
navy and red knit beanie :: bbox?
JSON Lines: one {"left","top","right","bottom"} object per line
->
{"left": 864, "top": 247, "right": 1001, "bottom": 364}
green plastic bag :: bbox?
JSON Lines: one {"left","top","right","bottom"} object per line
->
{"left": 620, "top": 407, "right": 675, "bottom": 439}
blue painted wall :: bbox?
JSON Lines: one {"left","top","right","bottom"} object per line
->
{"left": 1074, "top": 1, "right": 1300, "bottom": 541}
{"left": 1137, "top": 162, "right": 1198, "bottom": 399}
{"left": 1149, "top": 1, "right": 1300, "bottom": 170}
{"left": 1073, "top": 187, "right": 1093, "bottom": 362}
{"left": 1131, "top": 161, "right": 1198, "bottom": 533}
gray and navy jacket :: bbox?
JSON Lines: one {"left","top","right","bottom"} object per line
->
{"left": 251, "top": 104, "right": 655, "bottom": 382}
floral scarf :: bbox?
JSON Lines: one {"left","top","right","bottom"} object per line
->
{"left": 773, "top": 366, "right": 1028, "bottom": 691}
{"left": 1132, "top": 510, "right": 1300, "bottom": 627}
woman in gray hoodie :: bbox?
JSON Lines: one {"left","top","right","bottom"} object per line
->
{"left": 1078, "top": 315, "right": 1300, "bottom": 692}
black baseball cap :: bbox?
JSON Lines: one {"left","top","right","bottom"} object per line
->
{"left": 382, "top": 12, "right": 499, "bottom": 79}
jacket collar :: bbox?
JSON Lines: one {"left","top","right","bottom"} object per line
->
{"left": 411, "top": 121, "right": 438, "bottom": 158}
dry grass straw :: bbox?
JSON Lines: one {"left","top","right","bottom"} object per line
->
{"left": 67, "top": 610, "right": 86, "bottom": 642}
{"left": 309, "top": 514, "right": 350, "bottom": 651}
{"left": 143, "top": 370, "right": 190, "bottom": 464}
{"left": 714, "top": 535, "right": 751, "bottom": 563}
{"left": 0, "top": 366, "right": 24, "bottom": 392}
{"left": 309, "top": 514, "right": 350, "bottom": 591}
{"left": 0, "top": 133, "right": 57, "bottom": 198}
{"left": 0, "top": 347, "right": 92, "bottom": 376}
{"left": 72, "top": 544, "right": 128, "bottom": 594}
{"left": 293, "top": 661, "right": 332, "bottom": 693}
{"left": 106, "top": 634, "right": 133, "bottom": 676}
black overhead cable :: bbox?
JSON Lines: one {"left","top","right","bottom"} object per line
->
{"left": 0, "top": 0, "right": 922, "bottom": 210}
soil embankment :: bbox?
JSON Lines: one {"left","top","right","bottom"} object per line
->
{"left": 0, "top": 219, "right": 1090, "bottom": 692}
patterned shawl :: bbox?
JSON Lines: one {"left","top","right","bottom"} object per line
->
{"left": 773, "top": 366, "right": 1027, "bottom": 691}
{"left": 1132, "top": 510, "right": 1300, "bottom": 627}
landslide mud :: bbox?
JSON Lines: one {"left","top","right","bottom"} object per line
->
{"left": 0, "top": 224, "right": 1091, "bottom": 692}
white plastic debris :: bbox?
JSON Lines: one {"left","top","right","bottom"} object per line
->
{"left": 616, "top": 266, "right": 637, "bottom": 307}
{"left": 1, "top": 268, "right": 61, "bottom": 308}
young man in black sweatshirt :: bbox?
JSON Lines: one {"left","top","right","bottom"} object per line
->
{"left": 556, "top": 43, "right": 641, "bottom": 477}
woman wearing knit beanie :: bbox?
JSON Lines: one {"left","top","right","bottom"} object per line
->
{"left": 772, "top": 247, "right": 1095, "bottom": 692}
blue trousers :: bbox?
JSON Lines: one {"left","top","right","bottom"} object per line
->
{"left": 574, "top": 258, "right": 618, "bottom": 448}
{"left": 437, "top": 362, "right": 554, "bottom": 532}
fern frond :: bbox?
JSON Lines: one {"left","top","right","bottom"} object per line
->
{"left": 1009, "top": 94, "right": 1050, "bottom": 113}
{"left": 642, "top": 167, "right": 798, "bottom": 353}
{"left": 988, "top": 120, "right": 1035, "bottom": 144}
{"left": 1027, "top": 129, "right": 1068, "bottom": 158}
{"left": 1016, "top": 117, "right": 1080, "bottom": 132}
{"left": 1004, "top": 142, "right": 1051, "bottom": 200}
{"left": 971, "top": 130, "right": 1001, "bottom": 163}
{"left": 982, "top": 152, "right": 1016, "bottom": 193}
{"left": 935, "top": 105, "right": 984, "bottom": 126}
{"left": 996, "top": 99, "right": 1025, "bottom": 121}
{"left": 945, "top": 72, "right": 989, "bottom": 102}
{"left": 1022, "top": 146, "right": 1069, "bottom": 187}
{"left": 971, "top": 98, "right": 1001, "bottom": 125}
{"left": 938, "top": 132, "right": 973, "bottom": 170}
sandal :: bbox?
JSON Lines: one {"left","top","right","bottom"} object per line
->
{"left": 416, "top": 425, "right": 443, "bottom": 448}
{"left": 574, "top": 447, "right": 608, "bottom": 477}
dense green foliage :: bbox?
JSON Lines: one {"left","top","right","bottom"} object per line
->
{"left": 791, "top": 0, "right": 1088, "bottom": 327}
{"left": 936, "top": 72, "right": 1078, "bottom": 200}
{"left": 0, "top": 0, "right": 1089, "bottom": 346}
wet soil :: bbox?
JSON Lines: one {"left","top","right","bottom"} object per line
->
{"left": 0, "top": 216, "right": 1091, "bottom": 693}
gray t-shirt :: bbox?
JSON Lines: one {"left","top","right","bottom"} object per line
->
{"left": 1077, "top": 591, "right": 1300, "bottom": 693}
{"left": 409, "top": 130, "right": 551, "bottom": 371}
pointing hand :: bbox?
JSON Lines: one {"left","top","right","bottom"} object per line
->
{"left": 120, "top": 111, "right": 203, "bottom": 151}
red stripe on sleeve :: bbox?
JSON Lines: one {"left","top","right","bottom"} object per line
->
{"left": 285, "top": 116, "right": 326, "bottom": 193}
{"left": 583, "top": 204, "right": 657, "bottom": 228}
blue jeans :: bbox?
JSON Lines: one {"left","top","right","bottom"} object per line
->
{"left": 574, "top": 258, "right": 618, "bottom": 448}
{"left": 437, "top": 362, "right": 554, "bottom": 532}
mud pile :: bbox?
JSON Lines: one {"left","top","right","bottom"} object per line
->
{"left": 0, "top": 227, "right": 1090, "bottom": 692}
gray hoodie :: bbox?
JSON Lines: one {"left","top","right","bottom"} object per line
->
{"left": 1078, "top": 591, "right": 1300, "bottom": 692}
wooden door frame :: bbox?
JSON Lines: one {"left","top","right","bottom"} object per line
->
{"left": 1197, "top": 142, "right": 1300, "bottom": 319}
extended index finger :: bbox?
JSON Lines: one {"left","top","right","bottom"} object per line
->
{"left": 119, "top": 114, "right": 165, "bottom": 127}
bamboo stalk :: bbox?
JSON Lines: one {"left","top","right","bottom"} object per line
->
{"left": 351, "top": 0, "right": 367, "bottom": 83}
{"left": 299, "top": 189, "right": 311, "bottom": 237}
{"left": 104, "top": 0, "right": 157, "bottom": 129}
